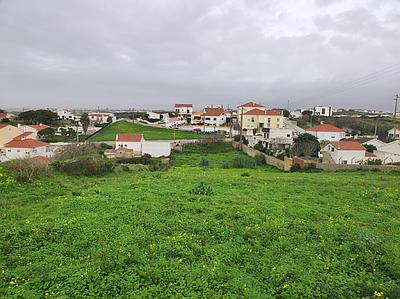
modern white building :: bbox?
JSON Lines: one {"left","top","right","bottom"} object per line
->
{"left": 387, "top": 127, "right": 400, "bottom": 140}
{"left": 89, "top": 112, "right": 116, "bottom": 124}
{"left": 114, "top": 133, "right": 171, "bottom": 157}
{"left": 57, "top": 109, "right": 76, "bottom": 121}
{"left": 202, "top": 107, "right": 226, "bottom": 126}
{"left": 314, "top": 106, "right": 333, "bottom": 117}
{"left": 306, "top": 123, "right": 346, "bottom": 141}
{"left": 289, "top": 111, "right": 303, "bottom": 119}
{"left": 247, "top": 128, "right": 293, "bottom": 149}
{"left": 146, "top": 111, "right": 170, "bottom": 123}
{"left": 324, "top": 141, "right": 373, "bottom": 165}
{"left": 174, "top": 104, "right": 193, "bottom": 119}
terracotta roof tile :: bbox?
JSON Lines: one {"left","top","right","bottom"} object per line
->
{"left": 238, "top": 101, "right": 264, "bottom": 108}
{"left": 203, "top": 107, "right": 224, "bottom": 116}
{"left": 13, "top": 132, "right": 34, "bottom": 140}
{"left": 306, "top": 124, "right": 345, "bottom": 133}
{"left": 4, "top": 139, "right": 48, "bottom": 148}
{"left": 244, "top": 109, "right": 282, "bottom": 116}
{"left": 175, "top": 104, "right": 192, "bottom": 107}
{"left": 116, "top": 133, "right": 143, "bottom": 142}
{"left": 330, "top": 141, "right": 366, "bottom": 151}
{"left": 28, "top": 124, "right": 50, "bottom": 131}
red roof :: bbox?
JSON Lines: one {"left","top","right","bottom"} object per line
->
{"left": 0, "top": 113, "right": 6, "bottom": 117}
{"left": 4, "top": 139, "right": 48, "bottom": 148}
{"left": 238, "top": 101, "right": 264, "bottom": 108}
{"left": 244, "top": 109, "right": 282, "bottom": 116}
{"left": 28, "top": 124, "right": 50, "bottom": 131}
{"left": 175, "top": 104, "right": 192, "bottom": 108}
{"left": 365, "top": 151, "right": 377, "bottom": 157}
{"left": 203, "top": 107, "right": 224, "bottom": 116}
{"left": 330, "top": 141, "right": 366, "bottom": 151}
{"left": 0, "top": 124, "right": 9, "bottom": 129}
{"left": 13, "top": 132, "right": 34, "bottom": 140}
{"left": 116, "top": 133, "right": 143, "bottom": 142}
{"left": 306, "top": 124, "right": 345, "bottom": 133}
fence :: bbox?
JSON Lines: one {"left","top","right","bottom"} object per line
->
{"left": 232, "top": 142, "right": 292, "bottom": 171}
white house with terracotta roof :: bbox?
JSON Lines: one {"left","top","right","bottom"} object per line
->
{"left": 324, "top": 141, "right": 374, "bottom": 164}
{"left": 2, "top": 139, "right": 52, "bottom": 161}
{"left": 174, "top": 104, "right": 193, "bottom": 119}
{"left": 306, "top": 123, "right": 346, "bottom": 141}
{"left": 0, "top": 124, "right": 23, "bottom": 147}
{"left": 114, "top": 133, "right": 171, "bottom": 157}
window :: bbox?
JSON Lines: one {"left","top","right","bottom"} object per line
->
{"left": 214, "top": 118, "right": 217, "bottom": 121}
{"left": 251, "top": 117, "right": 254, "bottom": 122}
{"left": 322, "top": 108, "right": 326, "bottom": 114}
{"left": 331, "top": 147, "right": 334, "bottom": 152}
{"left": 341, "top": 160, "right": 348, "bottom": 165}
{"left": 287, "top": 134, "right": 290, "bottom": 137}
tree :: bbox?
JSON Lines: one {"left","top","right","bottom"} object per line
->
{"left": 364, "top": 144, "right": 377, "bottom": 153}
{"left": 292, "top": 133, "right": 320, "bottom": 157}
{"left": 67, "top": 127, "right": 76, "bottom": 137}
{"left": 282, "top": 109, "right": 290, "bottom": 117}
{"left": 302, "top": 110, "right": 313, "bottom": 122}
{"left": 18, "top": 109, "right": 58, "bottom": 125}
{"left": 38, "top": 127, "right": 55, "bottom": 138}
{"left": 80, "top": 113, "right": 90, "bottom": 135}
{"left": 107, "top": 116, "right": 113, "bottom": 123}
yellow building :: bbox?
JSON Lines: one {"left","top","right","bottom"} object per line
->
{"left": 0, "top": 124, "right": 23, "bottom": 148}
{"left": 241, "top": 109, "right": 284, "bottom": 132}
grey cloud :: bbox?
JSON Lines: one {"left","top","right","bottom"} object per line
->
{"left": 0, "top": 0, "right": 399, "bottom": 111}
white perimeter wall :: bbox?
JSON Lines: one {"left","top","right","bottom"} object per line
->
{"left": 142, "top": 141, "right": 171, "bottom": 157}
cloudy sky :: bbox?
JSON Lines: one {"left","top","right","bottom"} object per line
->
{"left": 0, "top": 0, "right": 399, "bottom": 111}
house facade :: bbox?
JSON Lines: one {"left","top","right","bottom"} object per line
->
{"left": 202, "top": 107, "right": 226, "bottom": 126}
{"left": 89, "top": 112, "right": 116, "bottom": 124}
{"left": 314, "top": 106, "right": 333, "bottom": 117}
{"left": 174, "top": 104, "right": 193, "bottom": 119}
{"left": 306, "top": 123, "right": 346, "bottom": 141}
{"left": 373, "top": 140, "right": 400, "bottom": 164}
{"left": 57, "top": 109, "right": 76, "bottom": 121}
{"left": 387, "top": 127, "right": 400, "bottom": 140}
{"left": 114, "top": 133, "right": 171, "bottom": 157}
{"left": 248, "top": 128, "right": 293, "bottom": 149}
{"left": 242, "top": 109, "right": 284, "bottom": 132}
{"left": 2, "top": 139, "right": 52, "bottom": 160}
{"left": 237, "top": 101, "right": 266, "bottom": 117}
{"left": 324, "top": 141, "right": 372, "bottom": 164}
{"left": 0, "top": 124, "right": 23, "bottom": 147}
{"left": 18, "top": 124, "right": 49, "bottom": 135}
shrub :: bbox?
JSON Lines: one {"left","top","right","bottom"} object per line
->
{"left": 290, "top": 164, "right": 301, "bottom": 172}
{"left": 231, "top": 156, "right": 256, "bottom": 168}
{"left": 115, "top": 154, "right": 152, "bottom": 165}
{"left": 366, "top": 159, "right": 383, "bottom": 165}
{"left": 121, "top": 165, "right": 130, "bottom": 172}
{"left": 254, "top": 153, "right": 265, "bottom": 165}
{"left": 254, "top": 143, "right": 264, "bottom": 151}
{"left": 199, "top": 158, "right": 209, "bottom": 167}
{"left": 190, "top": 182, "right": 214, "bottom": 196}
{"left": 6, "top": 158, "right": 50, "bottom": 183}
{"left": 233, "top": 135, "right": 249, "bottom": 145}
{"left": 52, "top": 157, "right": 114, "bottom": 176}
{"left": 54, "top": 144, "right": 98, "bottom": 160}
{"left": 241, "top": 172, "right": 251, "bottom": 177}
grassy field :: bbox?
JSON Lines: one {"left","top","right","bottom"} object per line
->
{"left": 89, "top": 121, "right": 202, "bottom": 141}
{"left": 1, "top": 145, "right": 400, "bottom": 297}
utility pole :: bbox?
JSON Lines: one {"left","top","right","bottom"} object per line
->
{"left": 394, "top": 94, "right": 399, "bottom": 140}
{"left": 374, "top": 117, "right": 379, "bottom": 138}
{"left": 239, "top": 106, "right": 244, "bottom": 150}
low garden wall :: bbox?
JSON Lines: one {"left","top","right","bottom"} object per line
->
{"left": 232, "top": 142, "right": 292, "bottom": 171}
{"left": 316, "top": 163, "right": 400, "bottom": 172}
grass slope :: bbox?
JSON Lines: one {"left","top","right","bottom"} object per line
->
{"left": 89, "top": 121, "right": 201, "bottom": 141}
{"left": 1, "top": 146, "right": 400, "bottom": 297}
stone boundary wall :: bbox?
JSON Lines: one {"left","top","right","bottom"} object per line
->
{"left": 316, "top": 163, "right": 400, "bottom": 172}
{"left": 232, "top": 141, "right": 292, "bottom": 171}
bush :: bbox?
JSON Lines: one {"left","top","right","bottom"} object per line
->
{"left": 231, "top": 156, "right": 256, "bottom": 168}
{"left": 115, "top": 154, "right": 152, "bottom": 165}
{"left": 254, "top": 143, "right": 264, "bottom": 151}
{"left": 190, "top": 182, "right": 214, "bottom": 196}
{"left": 52, "top": 157, "right": 114, "bottom": 176}
{"left": 233, "top": 135, "right": 249, "bottom": 145}
{"left": 199, "top": 158, "right": 209, "bottom": 167}
{"left": 6, "top": 158, "right": 50, "bottom": 183}
{"left": 241, "top": 172, "right": 251, "bottom": 177}
{"left": 254, "top": 153, "right": 265, "bottom": 165}
{"left": 290, "top": 164, "right": 301, "bottom": 172}
{"left": 366, "top": 159, "right": 383, "bottom": 165}
{"left": 54, "top": 144, "right": 98, "bottom": 160}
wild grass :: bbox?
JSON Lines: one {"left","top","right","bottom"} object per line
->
{"left": 88, "top": 121, "right": 202, "bottom": 141}
{"left": 1, "top": 144, "right": 400, "bottom": 297}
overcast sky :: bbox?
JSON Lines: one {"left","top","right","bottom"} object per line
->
{"left": 1, "top": 0, "right": 399, "bottom": 111}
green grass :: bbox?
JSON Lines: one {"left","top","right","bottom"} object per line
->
{"left": 1, "top": 146, "right": 400, "bottom": 297}
{"left": 89, "top": 121, "right": 202, "bottom": 141}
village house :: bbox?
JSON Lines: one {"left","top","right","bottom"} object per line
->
{"left": 146, "top": 111, "right": 170, "bottom": 123}
{"left": 56, "top": 109, "right": 76, "bottom": 121}
{"left": 373, "top": 140, "right": 400, "bottom": 164}
{"left": 306, "top": 123, "right": 346, "bottom": 141}
{"left": 1, "top": 139, "right": 52, "bottom": 161}
{"left": 237, "top": 101, "right": 266, "bottom": 117}
{"left": 313, "top": 106, "right": 333, "bottom": 117}
{"left": 247, "top": 128, "right": 293, "bottom": 149}
{"left": 174, "top": 104, "right": 193, "bottom": 119}
{"left": 89, "top": 112, "right": 116, "bottom": 124}
{"left": 324, "top": 141, "right": 374, "bottom": 165}
{"left": 201, "top": 107, "right": 226, "bottom": 126}
{"left": 18, "top": 124, "right": 49, "bottom": 136}
{"left": 241, "top": 109, "right": 284, "bottom": 133}
{"left": 0, "top": 124, "right": 24, "bottom": 147}
{"left": 106, "top": 133, "right": 171, "bottom": 158}
{"left": 387, "top": 127, "right": 400, "bottom": 140}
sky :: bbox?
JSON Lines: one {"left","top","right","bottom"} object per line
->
{"left": 0, "top": 0, "right": 399, "bottom": 111}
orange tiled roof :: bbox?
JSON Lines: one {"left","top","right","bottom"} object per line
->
{"left": 175, "top": 104, "right": 192, "bottom": 107}
{"left": 244, "top": 109, "right": 282, "bottom": 116}
{"left": 306, "top": 124, "right": 345, "bottom": 133}
{"left": 116, "top": 133, "right": 143, "bottom": 142}
{"left": 203, "top": 107, "right": 224, "bottom": 116}
{"left": 4, "top": 139, "right": 48, "bottom": 148}
{"left": 330, "top": 141, "right": 366, "bottom": 151}
{"left": 238, "top": 101, "right": 264, "bottom": 108}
